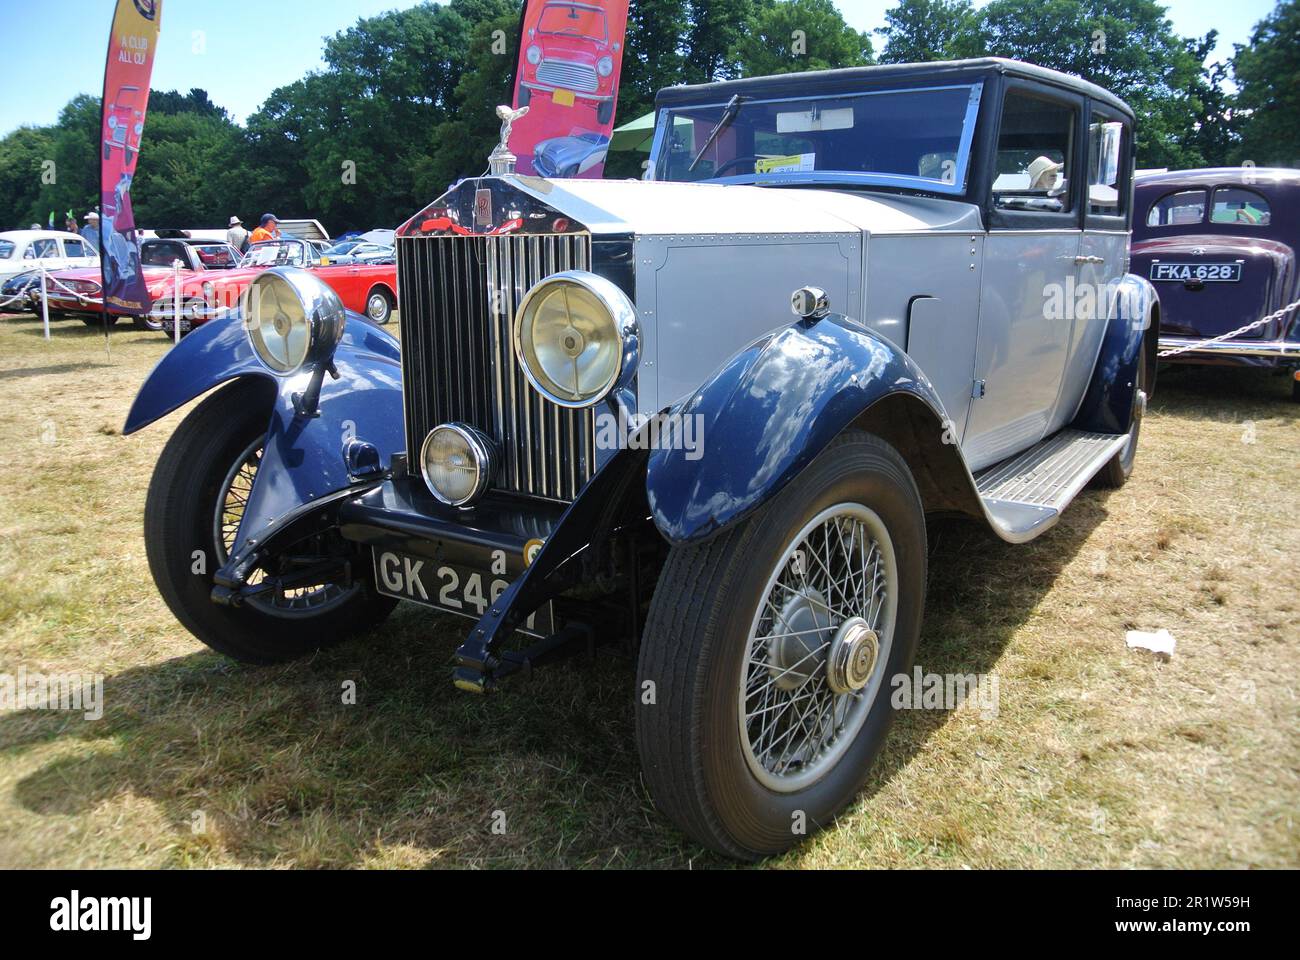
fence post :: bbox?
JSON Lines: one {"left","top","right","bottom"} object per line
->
{"left": 173, "top": 259, "right": 182, "bottom": 346}
{"left": 40, "top": 263, "right": 50, "bottom": 340}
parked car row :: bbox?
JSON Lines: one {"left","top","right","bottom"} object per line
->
{"left": 2, "top": 234, "right": 398, "bottom": 331}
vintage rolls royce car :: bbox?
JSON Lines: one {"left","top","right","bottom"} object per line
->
{"left": 1130, "top": 167, "right": 1300, "bottom": 398}
{"left": 124, "top": 59, "right": 1157, "bottom": 859}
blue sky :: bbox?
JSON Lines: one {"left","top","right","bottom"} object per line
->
{"left": 0, "top": 0, "right": 1279, "bottom": 137}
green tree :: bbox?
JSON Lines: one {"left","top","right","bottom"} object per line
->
{"left": 0, "top": 125, "right": 55, "bottom": 228}
{"left": 974, "top": 0, "right": 1209, "bottom": 167}
{"left": 1232, "top": 0, "right": 1300, "bottom": 166}
{"left": 733, "top": 0, "right": 873, "bottom": 77}
{"left": 877, "top": 0, "right": 978, "bottom": 63}
{"left": 414, "top": 6, "right": 522, "bottom": 202}
{"left": 685, "top": 0, "right": 754, "bottom": 83}
{"left": 619, "top": 0, "right": 689, "bottom": 121}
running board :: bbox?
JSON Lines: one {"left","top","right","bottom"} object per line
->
{"left": 973, "top": 428, "right": 1129, "bottom": 543}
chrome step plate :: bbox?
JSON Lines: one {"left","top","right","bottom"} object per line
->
{"left": 974, "top": 428, "right": 1129, "bottom": 542}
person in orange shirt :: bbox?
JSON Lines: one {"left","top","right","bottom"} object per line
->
{"left": 248, "top": 213, "right": 279, "bottom": 245}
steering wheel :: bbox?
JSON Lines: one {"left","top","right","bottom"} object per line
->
{"left": 708, "top": 155, "right": 763, "bottom": 178}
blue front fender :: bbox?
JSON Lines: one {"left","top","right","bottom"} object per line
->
{"left": 124, "top": 312, "right": 405, "bottom": 572}
{"left": 647, "top": 315, "right": 955, "bottom": 544}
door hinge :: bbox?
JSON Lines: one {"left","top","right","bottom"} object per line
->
{"left": 971, "top": 379, "right": 986, "bottom": 399}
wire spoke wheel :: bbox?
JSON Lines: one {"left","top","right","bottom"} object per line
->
{"left": 212, "top": 437, "right": 356, "bottom": 617}
{"left": 739, "top": 502, "right": 898, "bottom": 793}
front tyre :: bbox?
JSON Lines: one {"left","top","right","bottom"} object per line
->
{"left": 144, "top": 378, "right": 394, "bottom": 664}
{"left": 636, "top": 430, "right": 927, "bottom": 859}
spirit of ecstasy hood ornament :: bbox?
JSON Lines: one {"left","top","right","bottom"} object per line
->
{"left": 488, "top": 104, "right": 530, "bottom": 176}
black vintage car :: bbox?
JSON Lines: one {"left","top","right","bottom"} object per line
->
{"left": 1130, "top": 167, "right": 1300, "bottom": 399}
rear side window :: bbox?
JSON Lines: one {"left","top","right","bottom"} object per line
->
{"left": 63, "top": 238, "right": 87, "bottom": 258}
{"left": 0, "top": 240, "right": 15, "bottom": 258}
{"left": 1146, "top": 190, "right": 1207, "bottom": 227}
{"left": 24, "top": 239, "right": 59, "bottom": 259}
{"left": 1211, "top": 187, "right": 1270, "bottom": 226}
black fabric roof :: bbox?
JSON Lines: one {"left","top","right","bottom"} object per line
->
{"left": 655, "top": 57, "right": 1134, "bottom": 119}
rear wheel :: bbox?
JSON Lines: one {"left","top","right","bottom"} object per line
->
{"left": 636, "top": 431, "right": 927, "bottom": 859}
{"left": 1095, "top": 340, "right": 1148, "bottom": 488}
{"left": 144, "top": 378, "right": 394, "bottom": 663}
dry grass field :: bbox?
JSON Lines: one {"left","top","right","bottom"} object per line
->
{"left": 0, "top": 308, "right": 1296, "bottom": 868}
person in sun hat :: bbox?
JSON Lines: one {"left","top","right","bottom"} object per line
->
{"left": 80, "top": 211, "right": 101, "bottom": 250}
{"left": 226, "top": 215, "right": 249, "bottom": 253}
{"left": 1027, "top": 155, "right": 1064, "bottom": 192}
{"left": 248, "top": 213, "right": 279, "bottom": 245}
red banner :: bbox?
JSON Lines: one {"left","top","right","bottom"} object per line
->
{"left": 99, "top": 0, "right": 163, "bottom": 315}
{"left": 510, "top": 0, "right": 629, "bottom": 178}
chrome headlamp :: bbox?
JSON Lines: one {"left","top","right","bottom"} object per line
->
{"left": 513, "top": 270, "right": 637, "bottom": 408}
{"left": 241, "top": 266, "right": 346, "bottom": 375}
{"left": 420, "top": 423, "right": 497, "bottom": 507}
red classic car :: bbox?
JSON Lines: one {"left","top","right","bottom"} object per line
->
{"left": 517, "top": 1, "right": 625, "bottom": 125}
{"left": 104, "top": 84, "right": 145, "bottom": 166}
{"left": 1130, "top": 167, "right": 1300, "bottom": 399}
{"left": 153, "top": 237, "right": 399, "bottom": 333}
{"left": 34, "top": 237, "right": 242, "bottom": 331}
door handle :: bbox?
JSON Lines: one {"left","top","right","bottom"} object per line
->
{"left": 1073, "top": 255, "right": 1105, "bottom": 265}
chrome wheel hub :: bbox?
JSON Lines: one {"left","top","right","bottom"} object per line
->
{"left": 826, "top": 616, "right": 880, "bottom": 695}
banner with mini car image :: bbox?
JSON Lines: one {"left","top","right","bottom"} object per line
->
{"left": 98, "top": 0, "right": 163, "bottom": 316}
{"left": 510, "top": 0, "right": 628, "bottom": 178}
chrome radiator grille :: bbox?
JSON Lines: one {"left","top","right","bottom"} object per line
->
{"left": 536, "top": 59, "right": 600, "bottom": 93}
{"left": 397, "top": 233, "right": 597, "bottom": 502}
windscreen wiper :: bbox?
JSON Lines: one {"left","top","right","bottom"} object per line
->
{"left": 687, "top": 94, "right": 747, "bottom": 173}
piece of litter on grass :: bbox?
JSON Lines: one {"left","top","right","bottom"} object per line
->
{"left": 1126, "top": 628, "right": 1176, "bottom": 658}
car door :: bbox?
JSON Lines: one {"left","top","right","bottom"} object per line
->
{"left": 1053, "top": 106, "right": 1133, "bottom": 431}
{"left": 60, "top": 236, "right": 95, "bottom": 268}
{"left": 962, "top": 83, "right": 1084, "bottom": 471}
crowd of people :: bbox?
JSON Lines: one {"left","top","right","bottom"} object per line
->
{"left": 20, "top": 209, "right": 283, "bottom": 257}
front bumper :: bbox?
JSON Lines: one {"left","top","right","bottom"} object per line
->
{"left": 338, "top": 471, "right": 564, "bottom": 569}
{"left": 520, "top": 80, "right": 613, "bottom": 102}
{"left": 1158, "top": 335, "right": 1300, "bottom": 361}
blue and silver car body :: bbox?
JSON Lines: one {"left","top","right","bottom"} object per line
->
{"left": 126, "top": 56, "right": 1157, "bottom": 682}
{"left": 128, "top": 58, "right": 1158, "bottom": 857}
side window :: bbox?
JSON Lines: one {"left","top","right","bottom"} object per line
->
{"left": 1212, "top": 187, "right": 1270, "bottom": 226}
{"left": 992, "top": 90, "right": 1076, "bottom": 213}
{"left": 24, "top": 239, "right": 59, "bottom": 259}
{"left": 1146, "top": 190, "right": 1207, "bottom": 227}
{"left": 141, "top": 242, "right": 184, "bottom": 267}
{"left": 1087, "top": 119, "right": 1128, "bottom": 215}
{"left": 63, "top": 238, "right": 87, "bottom": 258}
